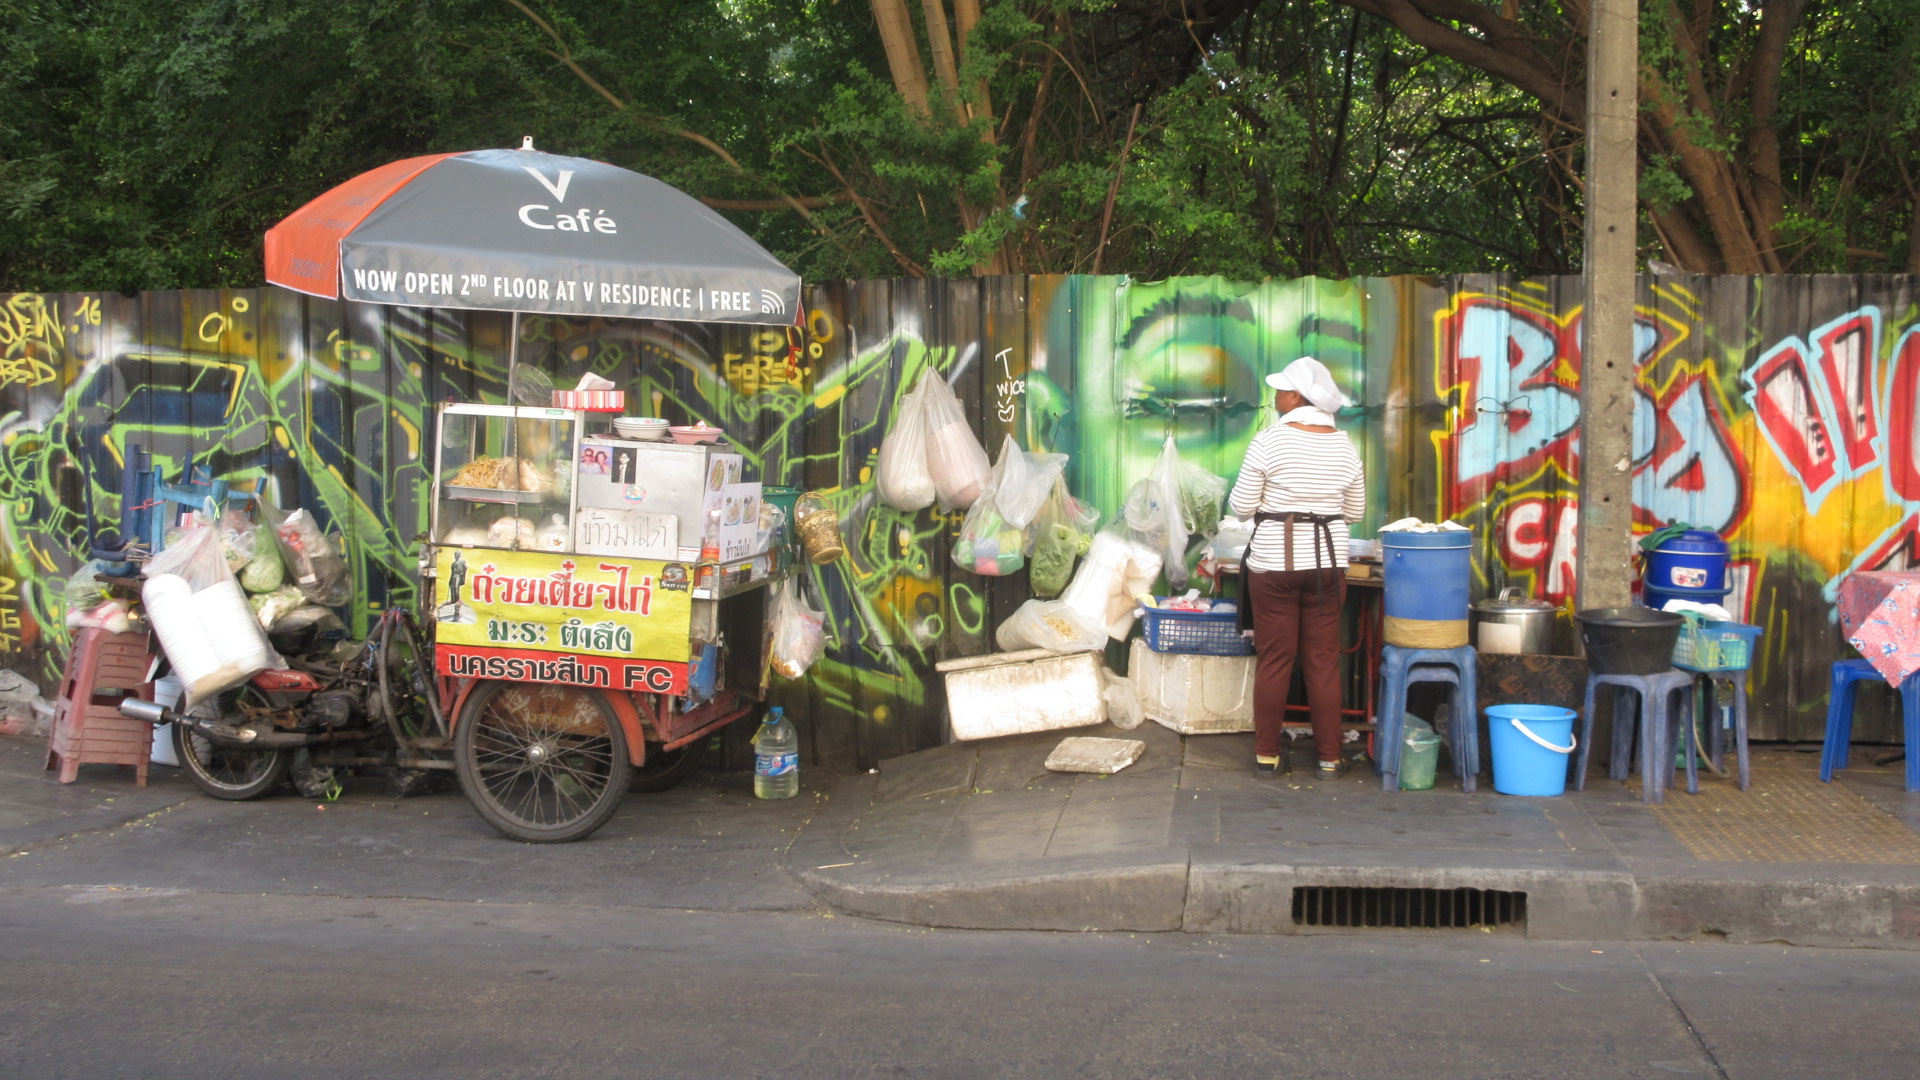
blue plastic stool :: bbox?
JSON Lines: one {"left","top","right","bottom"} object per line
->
{"left": 1574, "top": 668, "right": 1695, "bottom": 804}
{"left": 1376, "top": 644, "right": 1479, "bottom": 793}
{"left": 1821, "top": 659, "right": 1920, "bottom": 792}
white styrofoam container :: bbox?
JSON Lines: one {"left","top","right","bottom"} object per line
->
{"left": 935, "top": 648, "right": 1108, "bottom": 740}
{"left": 1128, "top": 638, "right": 1255, "bottom": 735}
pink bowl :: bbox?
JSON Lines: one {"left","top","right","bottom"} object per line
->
{"left": 669, "top": 425, "right": 724, "bottom": 445}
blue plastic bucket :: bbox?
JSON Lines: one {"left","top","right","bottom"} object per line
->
{"left": 1644, "top": 530, "right": 1728, "bottom": 594}
{"left": 1487, "top": 704, "right": 1578, "bottom": 796}
{"left": 1382, "top": 530, "right": 1472, "bottom": 623}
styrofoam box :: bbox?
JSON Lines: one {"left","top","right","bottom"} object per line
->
{"left": 935, "top": 648, "right": 1108, "bottom": 741}
{"left": 1128, "top": 637, "right": 1254, "bottom": 735}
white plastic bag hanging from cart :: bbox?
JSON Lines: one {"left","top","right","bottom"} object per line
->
{"left": 769, "top": 577, "right": 828, "bottom": 679}
{"left": 918, "top": 369, "right": 992, "bottom": 511}
{"left": 142, "top": 515, "right": 275, "bottom": 707}
{"left": 875, "top": 375, "right": 937, "bottom": 511}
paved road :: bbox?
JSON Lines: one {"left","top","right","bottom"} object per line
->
{"left": 4, "top": 771, "right": 1919, "bottom": 1078}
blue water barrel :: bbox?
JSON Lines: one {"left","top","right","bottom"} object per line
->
{"left": 1383, "top": 530, "right": 1472, "bottom": 647}
{"left": 1643, "top": 529, "right": 1730, "bottom": 606}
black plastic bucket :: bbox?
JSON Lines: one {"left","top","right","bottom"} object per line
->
{"left": 1575, "top": 606, "right": 1683, "bottom": 675}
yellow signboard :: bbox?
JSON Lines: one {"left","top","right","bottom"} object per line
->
{"left": 433, "top": 548, "right": 694, "bottom": 694}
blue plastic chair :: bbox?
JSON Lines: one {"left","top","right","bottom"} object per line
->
{"left": 1574, "top": 668, "right": 1695, "bottom": 804}
{"left": 1821, "top": 659, "right": 1920, "bottom": 792}
{"left": 1375, "top": 644, "right": 1479, "bottom": 793}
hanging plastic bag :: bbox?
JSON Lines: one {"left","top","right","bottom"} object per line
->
{"left": 769, "top": 577, "right": 828, "bottom": 679}
{"left": 1123, "top": 438, "right": 1225, "bottom": 591}
{"left": 1029, "top": 478, "right": 1101, "bottom": 598}
{"left": 995, "top": 598, "right": 1106, "bottom": 653}
{"left": 918, "top": 370, "right": 992, "bottom": 510}
{"left": 952, "top": 497, "right": 1024, "bottom": 575}
{"left": 219, "top": 509, "right": 256, "bottom": 573}
{"left": 989, "top": 435, "right": 1067, "bottom": 531}
{"left": 63, "top": 561, "right": 112, "bottom": 625}
{"left": 142, "top": 516, "right": 275, "bottom": 707}
{"left": 876, "top": 376, "right": 937, "bottom": 511}
{"left": 257, "top": 500, "right": 350, "bottom": 606}
{"left": 239, "top": 523, "right": 286, "bottom": 593}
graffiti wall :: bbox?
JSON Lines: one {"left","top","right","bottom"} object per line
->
{"left": 3, "top": 274, "right": 1915, "bottom": 765}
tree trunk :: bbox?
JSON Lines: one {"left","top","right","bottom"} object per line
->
{"left": 919, "top": 0, "right": 962, "bottom": 116}
{"left": 871, "top": 0, "right": 931, "bottom": 115}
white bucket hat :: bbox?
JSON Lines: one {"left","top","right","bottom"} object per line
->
{"left": 1264, "top": 356, "right": 1351, "bottom": 414}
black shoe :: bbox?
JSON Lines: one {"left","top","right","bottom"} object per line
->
{"left": 1254, "top": 755, "right": 1290, "bottom": 779}
{"left": 1316, "top": 757, "right": 1350, "bottom": 780}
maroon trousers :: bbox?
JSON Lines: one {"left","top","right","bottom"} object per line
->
{"left": 1248, "top": 568, "right": 1347, "bottom": 762}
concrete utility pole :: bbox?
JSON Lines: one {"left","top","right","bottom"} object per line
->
{"left": 1577, "top": 0, "right": 1639, "bottom": 610}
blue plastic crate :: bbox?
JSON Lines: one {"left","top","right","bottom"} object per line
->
{"left": 1140, "top": 602, "right": 1253, "bottom": 656}
{"left": 1671, "top": 617, "right": 1762, "bottom": 672}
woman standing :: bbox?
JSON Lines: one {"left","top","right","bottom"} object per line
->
{"left": 1228, "top": 357, "right": 1366, "bottom": 778}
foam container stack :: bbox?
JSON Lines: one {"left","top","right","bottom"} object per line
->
{"left": 1128, "top": 637, "right": 1254, "bottom": 734}
{"left": 935, "top": 648, "right": 1108, "bottom": 740}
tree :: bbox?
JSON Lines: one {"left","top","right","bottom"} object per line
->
{"left": 1329, "top": 0, "right": 1920, "bottom": 273}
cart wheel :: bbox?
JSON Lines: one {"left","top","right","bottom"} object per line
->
{"left": 630, "top": 739, "right": 705, "bottom": 793}
{"left": 173, "top": 688, "right": 290, "bottom": 801}
{"left": 376, "top": 612, "right": 445, "bottom": 741}
{"left": 454, "top": 680, "right": 631, "bottom": 843}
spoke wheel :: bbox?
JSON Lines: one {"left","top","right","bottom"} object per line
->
{"left": 454, "top": 680, "right": 630, "bottom": 843}
{"left": 172, "top": 687, "right": 290, "bottom": 800}
{"left": 630, "top": 739, "right": 705, "bottom": 793}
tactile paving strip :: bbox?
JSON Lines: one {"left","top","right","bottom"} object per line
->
{"left": 1652, "top": 771, "right": 1920, "bottom": 864}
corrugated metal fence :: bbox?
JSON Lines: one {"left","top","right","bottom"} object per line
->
{"left": 3, "top": 274, "right": 1916, "bottom": 767}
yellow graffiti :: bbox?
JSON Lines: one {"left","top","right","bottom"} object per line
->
{"left": 231, "top": 295, "right": 250, "bottom": 314}
{"left": 722, "top": 350, "right": 809, "bottom": 396}
{"left": 74, "top": 295, "right": 102, "bottom": 327}
{"left": 0, "top": 575, "right": 21, "bottom": 652}
{"left": 0, "top": 294, "right": 63, "bottom": 389}
{"left": 197, "top": 312, "right": 230, "bottom": 342}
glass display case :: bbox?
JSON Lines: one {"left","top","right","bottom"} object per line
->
{"left": 431, "top": 403, "right": 580, "bottom": 552}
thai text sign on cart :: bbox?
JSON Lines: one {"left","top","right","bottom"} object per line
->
{"left": 433, "top": 549, "right": 694, "bottom": 694}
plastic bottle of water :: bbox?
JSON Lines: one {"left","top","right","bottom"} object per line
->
{"left": 753, "top": 707, "right": 799, "bottom": 799}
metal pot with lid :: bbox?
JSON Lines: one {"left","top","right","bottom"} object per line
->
{"left": 1471, "top": 587, "right": 1557, "bottom": 655}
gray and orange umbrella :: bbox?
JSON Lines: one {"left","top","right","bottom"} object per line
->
{"left": 265, "top": 139, "right": 801, "bottom": 326}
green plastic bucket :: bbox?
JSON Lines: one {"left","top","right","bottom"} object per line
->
{"left": 1400, "top": 726, "right": 1441, "bottom": 790}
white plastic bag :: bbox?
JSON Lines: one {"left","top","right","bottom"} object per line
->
{"left": 1059, "top": 527, "right": 1164, "bottom": 641}
{"left": 142, "top": 518, "right": 275, "bottom": 707}
{"left": 995, "top": 599, "right": 1107, "bottom": 653}
{"left": 919, "top": 370, "right": 992, "bottom": 510}
{"left": 990, "top": 435, "right": 1067, "bottom": 531}
{"left": 1123, "top": 438, "right": 1225, "bottom": 591}
{"left": 876, "top": 376, "right": 937, "bottom": 511}
{"left": 1102, "top": 671, "right": 1144, "bottom": 730}
{"left": 769, "top": 578, "right": 828, "bottom": 679}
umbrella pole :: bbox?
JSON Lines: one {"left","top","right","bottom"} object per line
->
{"left": 506, "top": 311, "right": 520, "bottom": 405}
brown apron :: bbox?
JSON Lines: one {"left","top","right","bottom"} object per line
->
{"left": 1237, "top": 511, "right": 1342, "bottom": 636}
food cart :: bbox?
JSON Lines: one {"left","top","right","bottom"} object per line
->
{"left": 424, "top": 404, "right": 782, "bottom": 841}
{"left": 258, "top": 140, "right": 806, "bottom": 842}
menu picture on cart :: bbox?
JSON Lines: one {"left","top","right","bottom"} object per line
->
{"left": 433, "top": 548, "right": 694, "bottom": 694}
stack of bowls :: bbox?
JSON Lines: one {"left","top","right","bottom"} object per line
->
{"left": 669, "top": 424, "right": 725, "bottom": 445}
{"left": 612, "top": 417, "right": 670, "bottom": 441}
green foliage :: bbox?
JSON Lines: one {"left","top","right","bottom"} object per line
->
{"left": 2, "top": 0, "right": 1915, "bottom": 290}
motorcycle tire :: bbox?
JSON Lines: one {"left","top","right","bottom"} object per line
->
{"left": 454, "top": 679, "right": 631, "bottom": 843}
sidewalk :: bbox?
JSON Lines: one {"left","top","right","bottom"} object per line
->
{"left": 0, "top": 733, "right": 191, "bottom": 856}
{"left": 791, "top": 720, "right": 1920, "bottom": 948}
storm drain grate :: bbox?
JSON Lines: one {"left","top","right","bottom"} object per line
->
{"left": 1291, "top": 886, "right": 1527, "bottom": 929}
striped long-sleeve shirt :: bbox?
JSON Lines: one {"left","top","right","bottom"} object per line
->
{"left": 1228, "top": 423, "right": 1366, "bottom": 572}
